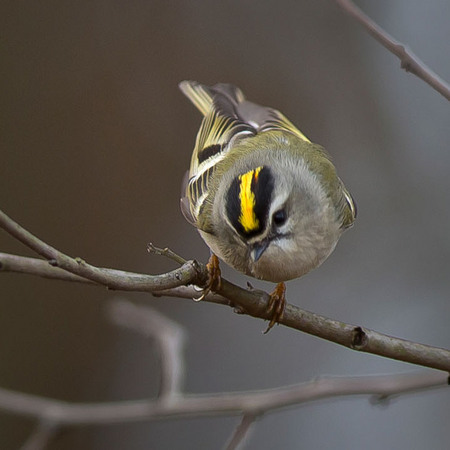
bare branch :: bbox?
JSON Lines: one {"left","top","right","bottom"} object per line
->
{"left": 156, "top": 281, "right": 450, "bottom": 372}
{"left": 0, "top": 210, "right": 202, "bottom": 292}
{"left": 0, "top": 372, "right": 446, "bottom": 426}
{"left": 0, "top": 252, "right": 95, "bottom": 284}
{"left": 207, "top": 279, "right": 450, "bottom": 372}
{"left": 108, "top": 299, "right": 186, "bottom": 399}
{"left": 335, "top": 0, "right": 450, "bottom": 101}
{"left": 2, "top": 209, "right": 450, "bottom": 371}
{"left": 0, "top": 252, "right": 230, "bottom": 305}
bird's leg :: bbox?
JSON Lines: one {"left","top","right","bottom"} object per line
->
{"left": 263, "top": 282, "right": 286, "bottom": 333}
{"left": 194, "top": 253, "right": 222, "bottom": 301}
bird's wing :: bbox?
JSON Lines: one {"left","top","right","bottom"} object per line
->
{"left": 179, "top": 80, "right": 310, "bottom": 227}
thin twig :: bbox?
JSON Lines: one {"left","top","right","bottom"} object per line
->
{"left": 147, "top": 243, "right": 188, "bottom": 265}
{"left": 0, "top": 372, "right": 446, "bottom": 426}
{"left": 20, "top": 421, "right": 59, "bottom": 450}
{"left": 108, "top": 299, "right": 185, "bottom": 399}
{"left": 225, "top": 414, "right": 258, "bottom": 450}
{"left": 335, "top": 0, "right": 450, "bottom": 101}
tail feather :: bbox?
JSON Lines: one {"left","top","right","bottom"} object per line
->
{"left": 179, "top": 81, "right": 245, "bottom": 116}
{"left": 179, "top": 80, "right": 309, "bottom": 142}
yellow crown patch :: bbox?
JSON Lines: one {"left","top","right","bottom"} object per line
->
{"left": 238, "top": 167, "right": 262, "bottom": 232}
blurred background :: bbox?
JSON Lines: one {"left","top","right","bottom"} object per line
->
{"left": 1, "top": 0, "right": 450, "bottom": 448}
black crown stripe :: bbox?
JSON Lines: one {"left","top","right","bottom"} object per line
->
{"left": 225, "top": 166, "right": 274, "bottom": 238}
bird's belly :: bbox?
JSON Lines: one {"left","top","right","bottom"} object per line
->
{"left": 250, "top": 240, "right": 338, "bottom": 282}
{"left": 199, "top": 229, "right": 340, "bottom": 283}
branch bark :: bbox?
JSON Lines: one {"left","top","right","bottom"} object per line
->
{"left": 1, "top": 208, "right": 450, "bottom": 372}
{"left": 0, "top": 210, "right": 202, "bottom": 292}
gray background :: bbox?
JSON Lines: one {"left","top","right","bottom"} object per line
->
{"left": 1, "top": 1, "right": 449, "bottom": 448}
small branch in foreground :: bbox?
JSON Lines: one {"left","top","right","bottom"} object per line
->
{"left": 335, "top": 0, "right": 450, "bottom": 101}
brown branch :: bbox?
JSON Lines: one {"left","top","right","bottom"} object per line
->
{"left": 0, "top": 372, "right": 446, "bottom": 425}
{"left": 0, "top": 252, "right": 95, "bottom": 284}
{"left": 0, "top": 247, "right": 226, "bottom": 306}
{"left": 335, "top": 0, "right": 450, "bottom": 101}
{"left": 0, "top": 252, "right": 230, "bottom": 306}
{"left": 3, "top": 249, "right": 450, "bottom": 371}
{"left": 1, "top": 204, "right": 450, "bottom": 372}
{"left": 0, "top": 210, "right": 202, "bottom": 292}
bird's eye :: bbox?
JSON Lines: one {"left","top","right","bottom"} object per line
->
{"left": 272, "top": 209, "right": 287, "bottom": 226}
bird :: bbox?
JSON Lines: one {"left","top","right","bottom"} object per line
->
{"left": 179, "top": 81, "right": 356, "bottom": 331}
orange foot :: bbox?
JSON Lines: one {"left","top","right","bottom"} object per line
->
{"left": 194, "top": 254, "right": 222, "bottom": 301}
{"left": 264, "top": 282, "right": 286, "bottom": 333}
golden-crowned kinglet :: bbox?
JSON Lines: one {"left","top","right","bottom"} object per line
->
{"left": 180, "top": 81, "right": 356, "bottom": 329}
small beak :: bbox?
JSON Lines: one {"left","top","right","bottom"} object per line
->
{"left": 251, "top": 240, "right": 270, "bottom": 262}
